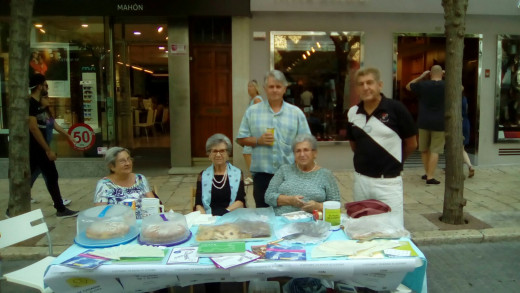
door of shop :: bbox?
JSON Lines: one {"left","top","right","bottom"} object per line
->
{"left": 189, "top": 44, "right": 232, "bottom": 157}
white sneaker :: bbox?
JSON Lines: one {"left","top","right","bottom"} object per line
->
{"left": 244, "top": 177, "right": 254, "bottom": 185}
{"left": 63, "top": 199, "right": 72, "bottom": 206}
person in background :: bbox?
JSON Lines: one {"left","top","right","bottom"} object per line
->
{"left": 94, "top": 147, "right": 155, "bottom": 219}
{"left": 237, "top": 70, "right": 311, "bottom": 208}
{"left": 406, "top": 65, "right": 445, "bottom": 185}
{"left": 6, "top": 74, "right": 78, "bottom": 218}
{"left": 265, "top": 134, "right": 340, "bottom": 216}
{"left": 195, "top": 134, "right": 246, "bottom": 216}
{"left": 30, "top": 93, "right": 74, "bottom": 206}
{"left": 347, "top": 67, "right": 417, "bottom": 226}
{"left": 242, "top": 80, "right": 263, "bottom": 185}
{"left": 462, "top": 86, "right": 475, "bottom": 178}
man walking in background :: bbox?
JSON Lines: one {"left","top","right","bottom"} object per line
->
{"left": 406, "top": 65, "right": 445, "bottom": 185}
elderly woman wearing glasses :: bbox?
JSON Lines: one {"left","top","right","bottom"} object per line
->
{"left": 265, "top": 134, "right": 340, "bottom": 216}
{"left": 194, "top": 133, "right": 246, "bottom": 216}
{"left": 94, "top": 146, "right": 155, "bottom": 219}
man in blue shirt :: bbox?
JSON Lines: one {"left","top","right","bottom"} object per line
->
{"left": 237, "top": 70, "right": 311, "bottom": 208}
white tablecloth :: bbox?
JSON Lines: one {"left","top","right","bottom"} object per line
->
{"left": 44, "top": 220, "right": 427, "bottom": 293}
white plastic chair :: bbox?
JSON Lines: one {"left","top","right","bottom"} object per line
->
{"left": 135, "top": 109, "right": 157, "bottom": 140}
{"left": 160, "top": 108, "right": 169, "bottom": 132}
{"left": 0, "top": 209, "right": 55, "bottom": 292}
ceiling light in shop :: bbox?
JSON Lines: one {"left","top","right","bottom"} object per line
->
{"left": 131, "top": 66, "right": 143, "bottom": 71}
{"left": 158, "top": 46, "right": 165, "bottom": 50}
{"left": 133, "top": 31, "right": 141, "bottom": 36}
{"left": 302, "top": 54, "right": 307, "bottom": 60}
{"left": 306, "top": 51, "right": 311, "bottom": 56}
{"left": 157, "top": 26, "right": 164, "bottom": 33}
{"left": 81, "top": 24, "right": 89, "bottom": 28}
{"left": 166, "top": 37, "right": 168, "bottom": 40}
{"left": 311, "top": 47, "right": 315, "bottom": 53}
{"left": 316, "top": 42, "right": 321, "bottom": 48}
{"left": 34, "top": 24, "right": 43, "bottom": 28}
{"left": 39, "top": 29, "right": 46, "bottom": 34}
{"left": 144, "top": 69, "right": 154, "bottom": 74}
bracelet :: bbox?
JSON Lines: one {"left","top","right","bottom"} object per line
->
{"left": 254, "top": 137, "right": 258, "bottom": 146}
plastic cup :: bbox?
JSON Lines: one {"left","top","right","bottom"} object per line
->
{"left": 323, "top": 201, "right": 341, "bottom": 230}
{"left": 266, "top": 128, "right": 275, "bottom": 145}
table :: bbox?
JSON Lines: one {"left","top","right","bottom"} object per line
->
{"left": 44, "top": 220, "right": 428, "bottom": 293}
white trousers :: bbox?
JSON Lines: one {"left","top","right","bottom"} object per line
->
{"left": 353, "top": 172, "right": 404, "bottom": 227}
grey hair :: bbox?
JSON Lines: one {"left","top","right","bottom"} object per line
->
{"left": 292, "top": 133, "right": 318, "bottom": 151}
{"left": 264, "top": 70, "right": 288, "bottom": 87}
{"left": 206, "top": 133, "right": 232, "bottom": 155}
{"left": 105, "top": 147, "right": 131, "bottom": 172}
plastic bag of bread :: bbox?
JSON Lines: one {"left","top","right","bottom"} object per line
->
{"left": 139, "top": 211, "right": 191, "bottom": 246}
{"left": 195, "top": 208, "right": 274, "bottom": 241}
{"left": 342, "top": 212, "right": 410, "bottom": 240}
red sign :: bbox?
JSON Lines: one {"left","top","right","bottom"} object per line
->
{"left": 68, "top": 123, "right": 96, "bottom": 151}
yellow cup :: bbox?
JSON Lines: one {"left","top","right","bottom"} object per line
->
{"left": 266, "top": 128, "right": 275, "bottom": 145}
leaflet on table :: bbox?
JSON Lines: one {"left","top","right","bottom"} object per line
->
{"left": 265, "top": 243, "right": 306, "bottom": 261}
{"left": 211, "top": 251, "right": 260, "bottom": 269}
{"left": 167, "top": 247, "right": 199, "bottom": 264}
{"left": 350, "top": 270, "right": 411, "bottom": 291}
{"left": 229, "top": 260, "right": 354, "bottom": 279}
{"left": 175, "top": 265, "right": 237, "bottom": 286}
{"left": 44, "top": 265, "right": 126, "bottom": 293}
{"left": 60, "top": 249, "right": 110, "bottom": 270}
{"left": 118, "top": 274, "right": 174, "bottom": 293}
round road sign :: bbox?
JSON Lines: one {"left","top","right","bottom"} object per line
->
{"left": 68, "top": 123, "right": 96, "bottom": 151}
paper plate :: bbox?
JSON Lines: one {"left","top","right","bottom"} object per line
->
{"left": 74, "top": 226, "right": 140, "bottom": 248}
{"left": 137, "top": 230, "right": 192, "bottom": 247}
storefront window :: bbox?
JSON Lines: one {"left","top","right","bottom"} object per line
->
{"left": 0, "top": 16, "right": 110, "bottom": 157}
{"left": 496, "top": 34, "right": 520, "bottom": 141}
{"left": 271, "top": 31, "right": 363, "bottom": 141}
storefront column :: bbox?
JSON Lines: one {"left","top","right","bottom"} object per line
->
{"left": 168, "top": 18, "right": 192, "bottom": 167}
{"left": 231, "top": 17, "right": 251, "bottom": 172}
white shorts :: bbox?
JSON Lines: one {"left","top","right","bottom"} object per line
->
{"left": 353, "top": 172, "right": 404, "bottom": 227}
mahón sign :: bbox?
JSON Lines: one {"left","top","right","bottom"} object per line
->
{"left": 0, "top": 0, "right": 250, "bottom": 17}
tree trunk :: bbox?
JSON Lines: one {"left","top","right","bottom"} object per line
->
{"left": 441, "top": 0, "right": 468, "bottom": 224}
{"left": 7, "top": 0, "right": 34, "bottom": 216}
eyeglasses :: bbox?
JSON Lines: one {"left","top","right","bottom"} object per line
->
{"left": 211, "top": 149, "right": 227, "bottom": 155}
{"left": 116, "top": 157, "right": 133, "bottom": 165}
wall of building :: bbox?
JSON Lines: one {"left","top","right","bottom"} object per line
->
{"left": 249, "top": 11, "right": 520, "bottom": 166}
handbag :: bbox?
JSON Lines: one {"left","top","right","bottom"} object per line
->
{"left": 345, "top": 199, "right": 391, "bottom": 218}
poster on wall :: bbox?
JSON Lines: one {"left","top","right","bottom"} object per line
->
{"left": 30, "top": 42, "right": 71, "bottom": 98}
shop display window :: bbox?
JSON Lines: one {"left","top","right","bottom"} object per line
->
{"left": 0, "top": 16, "right": 110, "bottom": 157}
{"left": 270, "top": 31, "right": 363, "bottom": 141}
{"left": 495, "top": 34, "right": 520, "bottom": 141}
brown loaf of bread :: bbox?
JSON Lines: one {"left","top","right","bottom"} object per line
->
{"left": 86, "top": 221, "right": 130, "bottom": 239}
{"left": 141, "top": 222, "right": 188, "bottom": 244}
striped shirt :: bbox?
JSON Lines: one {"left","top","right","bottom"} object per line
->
{"left": 238, "top": 100, "right": 311, "bottom": 174}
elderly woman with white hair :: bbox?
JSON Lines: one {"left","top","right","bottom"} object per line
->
{"left": 265, "top": 134, "right": 340, "bottom": 216}
{"left": 194, "top": 133, "right": 246, "bottom": 216}
{"left": 94, "top": 147, "right": 155, "bottom": 219}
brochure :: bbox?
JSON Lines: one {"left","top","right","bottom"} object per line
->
{"left": 167, "top": 247, "right": 199, "bottom": 264}
{"left": 61, "top": 250, "right": 110, "bottom": 270}
{"left": 265, "top": 244, "right": 306, "bottom": 261}
{"left": 211, "top": 251, "right": 260, "bottom": 269}
{"left": 197, "top": 241, "right": 246, "bottom": 258}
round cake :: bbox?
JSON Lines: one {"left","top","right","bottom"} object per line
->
{"left": 86, "top": 221, "right": 130, "bottom": 240}
{"left": 141, "top": 222, "right": 188, "bottom": 244}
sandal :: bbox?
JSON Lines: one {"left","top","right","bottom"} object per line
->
{"left": 468, "top": 168, "right": 475, "bottom": 178}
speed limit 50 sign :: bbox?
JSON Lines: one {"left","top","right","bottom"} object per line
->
{"left": 68, "top": 123, "right": 96, "bottom": 151}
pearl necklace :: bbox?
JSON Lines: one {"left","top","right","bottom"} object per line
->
{"left": 212, "top": 170, "right": 228, "bottom": 189}
{"left": 297, "top": 162, "right": 317, "bottom": 173}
